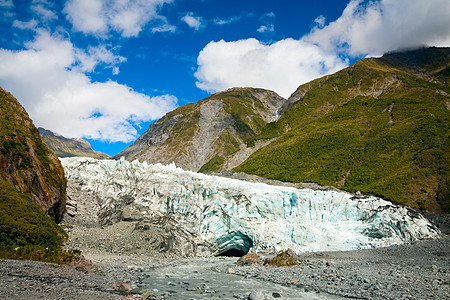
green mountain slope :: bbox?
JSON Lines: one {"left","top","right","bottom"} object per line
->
{"left": 39, "top": 127, "right": 110, "bottom": 159}
{"left": 115, "top": 87, "right": 290, "bottom": 172}
{"left": 235, "top": 47, "right": 450, "bottom": 213}
{"left": 0, "top": 87, "right": 72, "bottom": 262}
{"left": 0, "top": 88, "right": 67, "bottom": 220}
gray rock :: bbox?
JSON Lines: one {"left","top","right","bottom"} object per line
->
{"left": 113, "top": 87, "right": 289, "bottom": 172}
{"left": 248, "top": 289, "right": 265, "bottom": 300}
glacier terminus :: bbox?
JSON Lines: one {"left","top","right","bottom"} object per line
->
{"left": 61, "top": 157, "right": 439, "bottom": 256}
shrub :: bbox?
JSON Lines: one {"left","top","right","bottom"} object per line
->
{"left": 0, "top": 178, "right": 75, "bottom": 263}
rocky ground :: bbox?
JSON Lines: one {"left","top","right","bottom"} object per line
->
{"left": 232, "top": 235, "right": 449, "bottom": 300}
{"left": 0, "top": 258, "right": 123, "bottom": 299}
{"left": 1, "top": 217, "right": 448, "bottom": 299}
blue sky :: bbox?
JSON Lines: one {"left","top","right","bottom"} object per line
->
{"left": 0, "top": 0, "right": 449, "bottom": 156}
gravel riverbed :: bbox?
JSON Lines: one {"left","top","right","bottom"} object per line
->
{"left": 0, "top": 219, "right": 448, "bottom": 299}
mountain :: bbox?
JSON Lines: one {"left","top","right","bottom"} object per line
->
{"left": 235, "top": 47, "right": 450, "bottom": 213}
{"left": 0, "top": 87, "right": 70, "bottom": 262}
{"left": 115, "top": 87, "right": 291, "bottom": 171}
{"left": 0, "top": 88, "right": 66, "bottom": 221}
{"left": 39, "top": 127, "right": 110, "bottom": 159}
{"left": 118, "top": 47, "right": 449, "bottom": 214}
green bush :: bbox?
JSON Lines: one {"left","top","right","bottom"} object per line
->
{"left": 199, "top": 155, "right": 225, "bottom": 173}
{"left": 0, "top": 178, "right": 74, "bottom": 263}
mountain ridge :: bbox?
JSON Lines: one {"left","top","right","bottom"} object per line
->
{"left": 117, "top": 47, "right": 449, "bottom": 213}
{"left": 114, "top": 87, "right": 292, "bottom": 171}
{"left": 38, "top": 127, "right": 110, "bottom": 159}
{"left": 235, "top": 47, "right": 450, "bottom": 213}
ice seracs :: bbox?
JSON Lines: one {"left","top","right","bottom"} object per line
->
{"left": 62, "top": 157, "right": 439, "bottom": 256}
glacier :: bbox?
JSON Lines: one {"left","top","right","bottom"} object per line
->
{"left": 61, "top": 157, "right": 439, "bottom": 256}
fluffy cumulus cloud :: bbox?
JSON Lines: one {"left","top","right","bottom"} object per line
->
{"left": 195, "top": 0, "right": 450, "bottom": 98}
{"left": 0, "top": 31, "right": 177, "bottom": 142}
{"left": 64, "top": 0, "right": 174, "bottom": 37}
{"left": 195, "top": 38, "right": 347, "bottom": 98}
{"left": 306, "top": 0, "right": 450, "bottom": 56}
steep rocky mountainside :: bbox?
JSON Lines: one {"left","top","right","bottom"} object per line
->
{"left": 0, "top": 88, "right": 66, "bottom": 221}
{"left": 115, "top": 87, "right": 290, "bottom": 171}
{"left": 0, "top": 87, "right": 69, "bottom": 262}
{"left": 39, "top": 127, "right": 110, "bottom": 159}
{"left": 235, "top": 47, "right": 450, "bottom": 213}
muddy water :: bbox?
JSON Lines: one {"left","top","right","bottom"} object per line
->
{"left": 141, "top": 257, "right": 342, "bottom": 299}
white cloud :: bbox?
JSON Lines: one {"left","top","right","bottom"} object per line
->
{"left": 0, "top": 31, "right": 177, "bottom": 142}
{"left": 31, "top": 3, "right": 58, "bottom": 21}
{"left": 64, "top": 0, "right": 174, "bottom": 37}
{"left": 13, "top": 19, "right": 39, "bottom": 30}
{"left": 74, "top": 45, "right": 126, "bottom": 73}
{"left": 64, "top": 0, "right": 107, "bottom": 35}
{"left": 261, "top": 12, "right": 276, "bottom": 19}
{"left": 151, "top": 19, "right": 176, "bottom": 33}
{"left": 257, "top": 24, "right": 274, "bottom": 33}
{"left": 307, "top": 0, "right": 450, "bottom": 56}
{"left": 213, "top": 16, "right": 241, "bottom": 26}
{"left": 182, "top": 12, "right": 202, "bottom": 30}
{"left": 0, "top": 0, "right": 13, "bottom": 8}
{"left": 195, "top": 0, "right": 450, "bottom": 99}
{"left": 0, "top": 0, "right": 15, "bottom": 19}
{"left": 11, "top": 1, "right": 57, "bottom": 30}
{"left": 314, "top": 15, "right": 326, "bottom": 28}
{"left": 195, "top": 38, "right": 347, "bottom": 98}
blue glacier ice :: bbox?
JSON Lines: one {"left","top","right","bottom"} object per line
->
{"left": 61, "top": 157, "right": 439, "bottom": 256}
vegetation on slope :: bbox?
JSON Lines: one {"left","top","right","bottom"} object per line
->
{"left": 235, "top": 47, "right": 450, "bottom": 213}
{"left": 0, "top": 87, "right": 73, "bottom": 262}
{"left": 0, "top": 88, "right": 67, "bottom": 221}
{"left": 0, "top": 178, "right": 76, "bottom": 263}
{"left": 197, "top": 88, "right": 283, "bottom": 171}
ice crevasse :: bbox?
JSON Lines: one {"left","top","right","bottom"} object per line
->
{"left": 61, "top": 157, "right": 439, "bottom": 255}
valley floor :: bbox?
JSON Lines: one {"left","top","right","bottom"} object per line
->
{"left": 0, "top": 221, "right": 448, "bottom": 299}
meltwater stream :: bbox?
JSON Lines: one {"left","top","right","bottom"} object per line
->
{"left": 140, "top": 257, "right": 342, "bottom": 299}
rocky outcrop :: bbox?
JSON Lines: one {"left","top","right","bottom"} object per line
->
{"left": 0, "top": 87, "right": 66, "bottom": 222}
{"left": 62, "top": 157, "right": 439, "bottom": 257}
{"left": 114, "top": 87, "right": 290, "bottom": 172}
{"left": 39, "top": 127, "right": 110, "bottom": 159}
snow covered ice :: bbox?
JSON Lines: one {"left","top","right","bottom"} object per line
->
{"left": 61, "top": 157, "right": 439, "bottom": 255}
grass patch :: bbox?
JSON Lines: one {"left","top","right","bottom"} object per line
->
{"left": 199, "top": 155, "right": 225, "bottom": 173}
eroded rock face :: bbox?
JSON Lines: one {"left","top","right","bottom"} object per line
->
{"left": 62, "top": 157, "right": 439, "bottom": 257}
{"left": 114, "top": 87, "right": 290, "bottom": 172}
{"left": 0, "top": 88, "right": 66, "bottom": 222}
